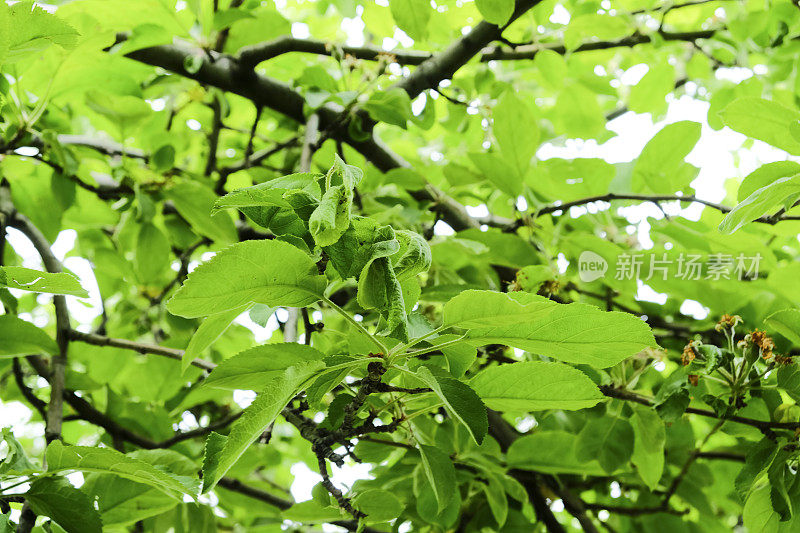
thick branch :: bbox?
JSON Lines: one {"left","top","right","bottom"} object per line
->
{"left": 394, "top": 0, "right": 542, "bottom": 99}
{"left": 9, "top": 214, "right": 70, "bottom": 443}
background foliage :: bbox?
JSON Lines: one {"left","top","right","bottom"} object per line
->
{"left": 2, "top": 0, "right": 800, "bottom": 531}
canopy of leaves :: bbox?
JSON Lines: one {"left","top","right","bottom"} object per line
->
{"left": 2, "top": 0, "right": 800, "bottom": 532}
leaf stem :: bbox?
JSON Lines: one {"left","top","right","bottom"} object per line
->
{"left": 389, "top": 325, "right": 447, "bottom": 356}
{"left": 322, "top": 297, "right": 388, "bottom": 354}
{"left": 404, "top": 335, "right": 468, "bottom": 358}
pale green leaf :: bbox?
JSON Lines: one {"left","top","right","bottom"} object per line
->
{"left": 166, "top": 240, "right": 326, "bottom": 318}
{"left": 493, "top": 90, "right": 538, "bottom": 181}
{"left": 166, "top": 181, "right": 237, "bottom": 244}
{"left": 0, "top": 314, "right": 58, "bottom": 357}
{"left": 0, "top": 266, "right": 88, "bottom": 297}
{"left": 353, "top": 489, "right": 403, "bottom": 522}
{"left": 202, "top": 343, "right": 327, "bottom": 390}
{"left": 389, "top": 0, "right": 430, "bottom": 41}
{"left": 507, "top": 431, "right": 605, "bottom": 475}
{"left": 719, "top": 175, "right": 800, "bottom": 234}
{"left": 632, "top": 121, "right": 701, "bottom": 194}
{"left": 719, "top": 98, "right": 800, "bottom": 155}
{"left": 182, "top": 306, "right": 245, "bottom": 371}
{"left": 45, "top": 441, "right": 199, "bottom": 498}
{"left": 469, "top": 361, "right": 603, "bottom": 411}
{"left": 201, "top": 362, "right": 323, "bottom": 492}
{"left": 475, "top": 0, "right": 514, "bottom": 25}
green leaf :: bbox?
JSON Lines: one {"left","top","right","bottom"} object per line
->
{"left": 493, "top": 91, "right": 539, "bottom": 182}
{"left": 418, "top": 444, "right": 456, "bottom": 513}
{"left": 135, "top": 223, "right": 170, "bottom": 284}
{"left": 443, "top": 290, "right": 556, "bottom": 329}
{"left": 0, "top": 314, "right": 58, "bottom": 357}
{"left": 358, "top": 256, "right": 408, "bottom": 340}
{"left": 391, "top": 230, "right": 432, "bottom": 280}
{"left": 777, "top": 364, "right": 800, "bottom": 403}
{"left": 166, "top": 240, "right": 326, "bottom": 318}
{"left": 574, "top": 416, "right": 634, "bottom": 473}
{"left": 416, "top": 366, "right": 487, "bottom": 445}
{"left": 507, "top": 431, "right": 605, "bottom": 475}
{"left": 719, "top": 175, "right": 800, "bottom": 234}
{"left": 630, "top": 405, "right": 665, "bottom": 489}
{"left": 308, "top": 184, "right": 352, "bottom": 247}
{"left": 388, "top": 0, "right": 430, "bottom": 41}
{"left": 469, "top": 361, "right": 603, "bottom": 411}
{"left": 201, "top": 361, "right": 323, "bottom": 492}
{"left": 445, "top": 291, "right": 657, "bottom": 368}
{"left": 738, "top": 161, "right": 800, "bottom": 202}
{"left": 353, "top": 489, "right": 404, "bottom": 522}
{"left": 482, "top": 472, "right": 508, "bottom": 526}
{"left": 363, "top": 88, "right": 413, "bottom": 128}
{"left": 719, "top": 97, "right": 800, "bottom": 155}
{"left": 213, "top": 173, "right": 321, "bottom": 212}
{"left": 475, "top": 0, "right": 514, "bottom": 25}
{"left": 166, "top": 181, "right": 237, "bottom": 244}
{"left": 182, "top": 306, "right": 244, "bottom": 371}
{"left": 0, "top": 266, "right": 88, "bottom": 297}
{"left": 0, "top": 428, "right": 37, "bottom": 475}
{"left": 765, "top": 309, "right": 800, "bottom": 346}
{"left": 627, "top": 64, "right": 675, "bottom": 114}
{"left": 85, "top": 91, "right": 150, "bottom": 135}
{"left": 45, "top": 441, "right": 198, "bottom": 498}
{"left": 632, "top": 121, "right": 701, "bottom": 194}
{"left": 25, "top": 477, "right": 103, "bottom": 533}
{"left": 0, "top": 1, "right": 79, "bottom": 65}
{"left": 82, "top": 449, "right": 197, "bottom": 528}
{"left": 202, "top": 342, "right": 327, "bottom": 390}
{"left": 468, "top": 152, "right": 522, "bottom": 198}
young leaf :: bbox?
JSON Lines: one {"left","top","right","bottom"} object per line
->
{"left": 416, "top": 366, "right": 488, "bottom": 444}
{"left": 0, "top": 314, "right": 58, "bottom": 357}
{"left": 135, "top": 223, "right": 170, "bottom": 283}
{"left": 202, "top": 343, "right": 327, "bottom": 390}
{"left": 213, "top": 173, "right": 322, "bottom": 211}
{"left": 358, "top": 256, "right": 408, "bottom": 340}
{"left": 308, "top": 184, "right": 352, "bottom": 247}
{"left": 719, "top": 175, "right": 800, "bottom": 234}
{"left": 419, "top": 444, "right": 456, "bottom": 513}
{"left": 391, "top": 230, "right": 432, "bottom": 280}
{"left": 201, "top": 361, "right": 324, "bottom": 492}
{"left": 45, "top": 441, "right": 199, "bottom": 498}
{"left": 738, "top": 161, "right": 800, "bottom": 202}
{"left": 166, "top": 240, "right": 326, "bottom": 318}
{"left": 0, "top": 266, "right": 88, "bottom": 297}
{"left": 25, "top": 477, "right": 103, "bottom": 533}
{"left": 469, "top": 361, "right": 603, "bottom": 411}
{"left": 0, "top": 428, "right": 37, "bottom": 475}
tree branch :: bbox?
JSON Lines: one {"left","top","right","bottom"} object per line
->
{"left": 480, "top": 28, "right": 719, "bottom": 61}
{"left": 237, "top": 36, "right": 431, "bottom": 68}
